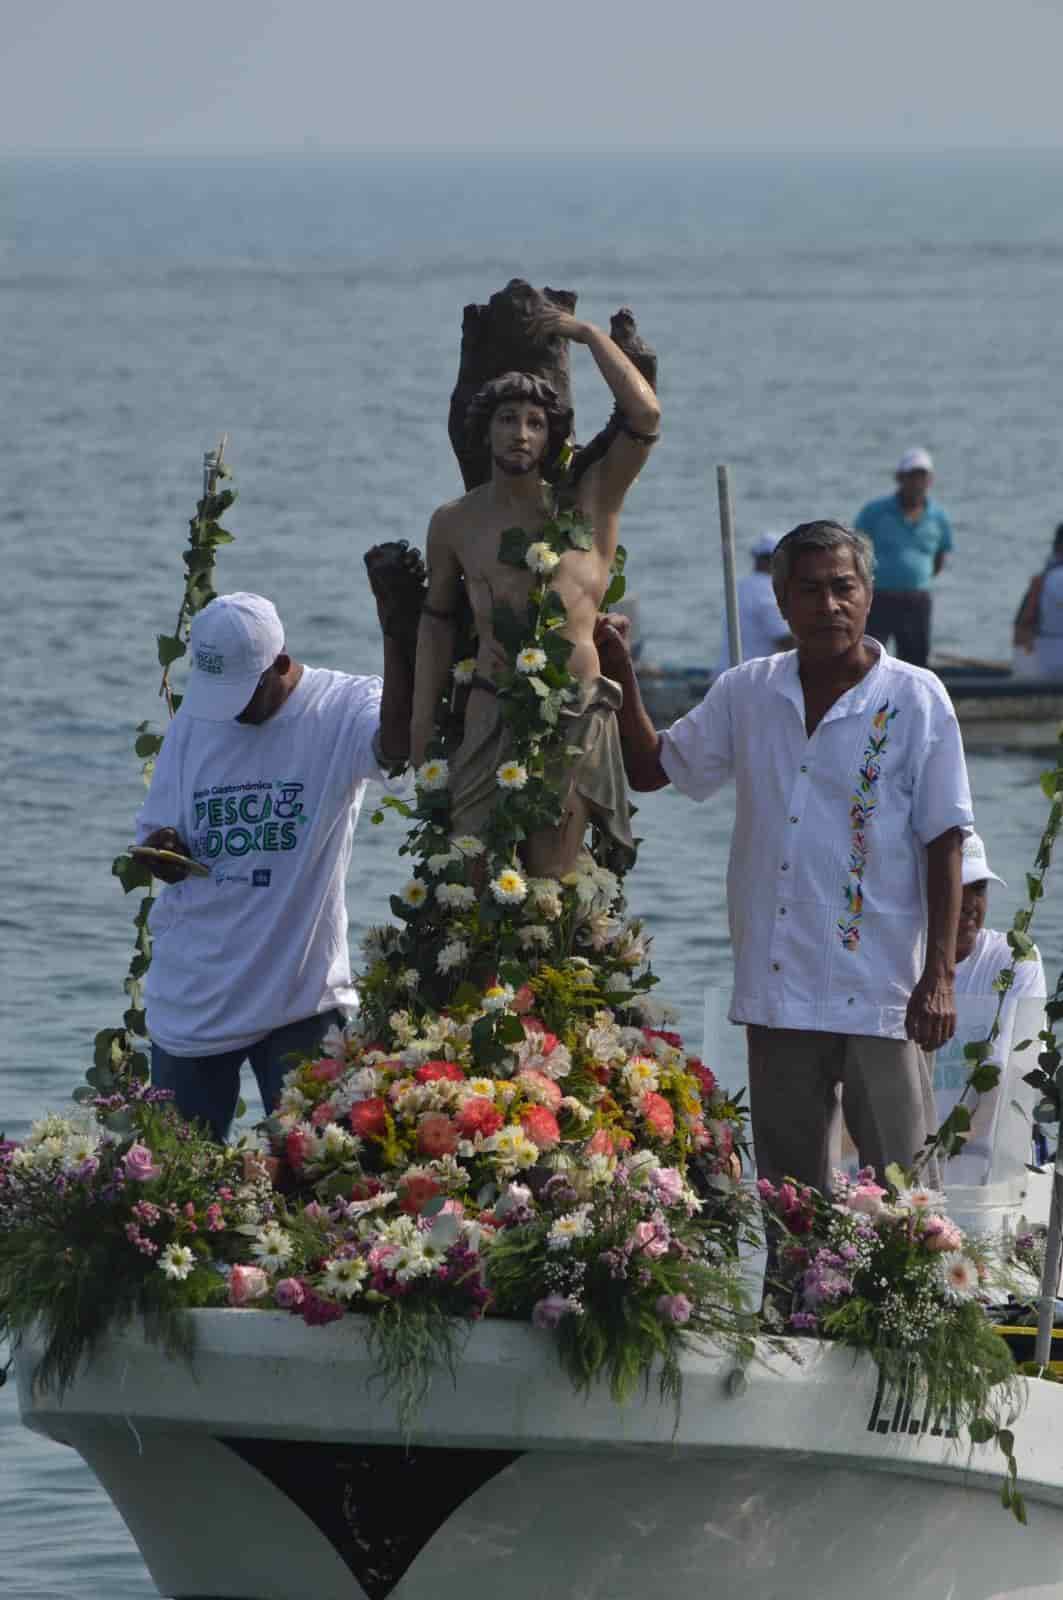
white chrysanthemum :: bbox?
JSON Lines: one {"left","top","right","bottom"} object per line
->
{"left": 436, "top": 881, "right": 477, "bottom": 910}
{"left": 321, "top": 1122, "right": 357, "bottom": 1158}
{"left": 490, "top": 867, "right": 528, "bottom": 905}
{"left": 547, "top": 1206, "right": 594, "bottom": 1250}
{"left": 437, "top": 939, "right": 469, "bottom": 974}
{"left": 517, "top": 923, "right": 552, "bottom": 950}
{"left": 399, "top": 878, "right": 429, "bottom": 908}
{"left": 426, "top": 850, "right": 461, "bottom": 875}
{"left": 399, "top": 967, "right": 420, "bottom": 992}
{"left": 526, "top": 541, "right": 561, "bottom": 575}
{"left": 392, "top": 1244, "right": 435, "bottom": 1283}
{"left": 251, "top": 1225, "right": 294, "bottom": 1268}
{"left": 467, "top": 1077, "right": 497, "bottom": 1099}
{"left": 622, "top": 1056, "right": 660, "bottom": 1094}
{"left": 322, "top": 1256, "right": 368, "bottom": 1301}
{"left": 451, "top": 658, "right": 476, "bottom": 685}
{"left": 606, "top": 970, "right": 633, "bottom": 994}
{"left": 496, "top": 761, "right": 528, "bottom": 791}
{"left": 487, "top": 1125, "right": 539, "bottom": 1167}
{"left": 62, "top": 1131, "right": 102, "bottom": 1168}
{"left": 896, "top": 1184, "right": 946, "bottom": 1214}
{"left": 415, "top": 758, "right": 450, "bottom": 792}
{"left": 516, "top": 646, "right": 548, "bottom": 674}
{"left": 483, "top": 983, "right": 514, "bottom": 1012}
{"left": 938, "top": 1251, "right": 980, "bottom": 1303}
{"left": 159, "top": 1243, "right": 196, "bottom": 1281}
{"left": 452, "top": 834, "right": 485, "bottom": 857}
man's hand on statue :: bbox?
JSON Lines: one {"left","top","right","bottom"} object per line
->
{"left": 594, "top": 612, "right": 633, "bottom": 678}
{"left": 364, "top": 541, "right": 427, "bottom": 646}
{"left": 904, "top": 972, "right": 957, "bottom": 1053}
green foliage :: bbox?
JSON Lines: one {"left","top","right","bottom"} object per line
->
{"left": 363, "top": 1300, "right": 472, "bottom": 1440}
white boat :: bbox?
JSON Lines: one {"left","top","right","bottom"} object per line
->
{"left": 15, "top": 1305, "right": 1063, "bottom": 1600}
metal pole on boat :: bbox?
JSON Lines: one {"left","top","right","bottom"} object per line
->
{"left": 1034, "top": 1142, "right": 1063, "bottom": 1366}
{"left": 717, "top": 465, "right": 743, "bottom": 668}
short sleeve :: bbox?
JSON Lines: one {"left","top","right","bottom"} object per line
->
{"left": 659, "top": 674, "right": 735, "bottom": 802}
{"left": 910, "top": 687, "right": 973, "bottom": 845}
{"left": 341, "top": 675, "right": 385, "bottom": 788}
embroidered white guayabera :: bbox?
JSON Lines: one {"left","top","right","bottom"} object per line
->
{"left": 660, "top": 639, "right": 973, "bottom": 1039}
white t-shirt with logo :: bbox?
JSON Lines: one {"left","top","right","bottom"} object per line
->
{"left": 136, "top": 667, "right": 386, "bottom": 1057}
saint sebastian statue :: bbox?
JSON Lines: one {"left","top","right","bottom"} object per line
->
{"left": 410, "top": 290, "right": 660, "bottom": 879}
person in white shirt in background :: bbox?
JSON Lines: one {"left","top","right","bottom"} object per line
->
{"left": 136, "top": 574, "right": 415, "bottom": 1143}
{"left": 596, "top": 519, "right": 972, "bottom": 1203}
{"left": 714, "top": 530, "right": 793, "bottom": 671}
{"left": 934, "top": 831, "right": 1047, "bottom": 1188}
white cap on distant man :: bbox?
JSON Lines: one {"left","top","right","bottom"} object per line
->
{"left": 181, "top": 593, "right": 285, "bottom": 721}
{"left": 961, "top": 830, "right": 1006, "bottom": 889}
{"left": 897, "top": 447, "right": 933, "bottom": 476}
{"left": 752, "top": 531, "right": 783, "bottom": 559}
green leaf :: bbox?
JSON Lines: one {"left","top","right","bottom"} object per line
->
{"left": 963, "top": 1039, "right": 991, "bottom": 1063}
{"left": 1008, "top": 929, "right": 1034, "bottom": 958}
{"left": 113, "top": 853, "right": 154, "bottom": 894}
{"left": 1027, "top": 873, "right": 1045, "bottom": 901}
{"left": 968, "top": 1416, "right": 996, "bottom": 1445}
{"left": 970, "top": 1063, "right": 1000, "bottom": 1093}
{"left": 566, "top": 522, "right": 593, "bottom": 551}
{"left": 603, "top": 574, "right": 627, "bottom": 605}
{"left": 134, "top": 731, "right": 163, "bottom": 758}
{"left": 496, "top": 1013, "right": 525, "bottom": 1045}
{"left": 997, "top": 1428, "right": 1015, "bottom": 1457}
{"left": 157, "top": 634, "right": 187, "bottom": 668}
{"left": 1040, "top": 769, "right": 1061, "bottom": 800}
{"left": 1014, "top": 1038, "right": 1034, "bottom": 1052}
{"left": 498, "top": 526, "right": 531, "bottom": 568}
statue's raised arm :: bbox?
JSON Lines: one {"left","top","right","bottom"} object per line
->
{"left": 412, "top": 280, "right": 659, "bottom": 881}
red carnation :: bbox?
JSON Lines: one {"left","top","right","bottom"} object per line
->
{"left": 285, "top": 1129, "right": 311, "bottom": 1170}
{"left": 687, "top": 1057, "right": 718, "bottom": 1101}
{"left": 415, "top": 1060, "right": 465, "bottom": 1084}
{"left": 399, "top": 1174, "right": 442, "bottom": 1215}
{"left": 520, "top": 1105, "right": 561, "bottom": 1150}
{"left": 643, "top": 1027, "right": 683, "bottom": 1049}
{"left": 640, "top": 1091, "right": 675, "bottom": 1141}
{"left": 456, "top": 1097, "right": 504, "bottom": 1139}
{"left": 417, "top": 1113, "right": 460, "bottom": 1158}
{"left": 350, "top": 1097, "right": 388, "bottom": 1139}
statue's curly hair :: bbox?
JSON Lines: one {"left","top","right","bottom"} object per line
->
{"left": 464, "top": 372, "right": 574, "bottom": 478}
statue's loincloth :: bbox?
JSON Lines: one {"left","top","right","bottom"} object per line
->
{"left": 450, "top": 675, "right": 635, "bottom": 870}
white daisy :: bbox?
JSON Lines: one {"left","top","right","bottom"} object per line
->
{"left": 451, "top": 658, "right": 477, "bottom": 685}
{"left": 437, "top": 939, "right": 469, "bottom": 974}
{"left": 452, "top": 834, "right": 485, "bottom": 857}
{"left": 516, "top": 646, "right": 548, "bottom": 674}
{"left": 483, "top": 983, "right": 514, "bottom": 1013}
{"left": 426, "top": 850, "right": 461, "bottom": 875}
{"left": 415, "top": 758, "right": 450, "bottom": 792}
{"left": 435, "top": 881, "right": 477, "bottom": 910}
{"left": 490, "top": 867, "right": 528, "bottom": 905}
{"left": 547, "top": 1206, "right": 594, "bottom": 1250}
{"left": 399, "top": 878, "right": 429, "bottom": 908}
{"left": 159, "top": 1243, "right": 195, "bottom": 1282}
{"left": 938, "top": 1251, "right": 980, "bottom": 1303}
{"left": 251, "top": 1226, "right": 294, "bottom": 1268}
{"left": 525, "top": 541, "right": 561, "bottom": 575}
{"left": 322, "top": 1257, "right": 368, "bottom": 1300}
{"left": 896, "top": 1184, "right": 946, "bottom": 1214}
{"left": 496, "top": 761, "right": 528, "bottom": 791}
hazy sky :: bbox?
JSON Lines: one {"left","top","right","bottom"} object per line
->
{"left": 5, "top": 0, "right": 1063, "bottom": 154}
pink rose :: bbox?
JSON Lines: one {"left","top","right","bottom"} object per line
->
{"left": 417, "top": 1113, "right": 460, "bottom": 1158}
{"left": 122, "top": 1143, "right": 160, "bottom": 1183}
{"left": 520, "top": 1106, "right": 561, "bottom": 1150}
{"left": 847, "top": 1183, "right": 888, "bottom": 1219}
{"left": 456, "top": 1098, "right": 504, "bottom": 1139}
{"left": 517, "top": 1069, "right": 563, "bottom": 1109}
{"left": 656, "top": 1293, "right": 693, "bottom": 1325}
{"left": 632, "top": 1220, "right": 670, "bottom": 1258}
{"left": 922, "top": 1214, "right": 964, "bottom": 1252}
{"left": 274, "top": 1277, "right": 306, "bottom": 1309}
{"left": 228, "top": 1265, "right": 270, "bottom": 1305}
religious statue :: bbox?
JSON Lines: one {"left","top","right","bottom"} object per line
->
{"left": 410, "top": 280, "right": 660, "bottom": 879}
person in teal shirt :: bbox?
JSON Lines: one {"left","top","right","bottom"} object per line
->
{"left": 854, "top": 447, "right": 953, "bottom": 666}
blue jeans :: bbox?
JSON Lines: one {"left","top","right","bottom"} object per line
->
{"left": 150, "top": 1009, "right": 345, "bottom": 1143}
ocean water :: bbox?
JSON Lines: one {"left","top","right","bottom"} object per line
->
{"left": 4, "top": 149, "right": 1063, "bottom": 1597}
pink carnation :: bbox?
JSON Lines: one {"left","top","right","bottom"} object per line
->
{"left": 400, "top": 1174, "right": 442, "bottom": 1215}
{"left": 585, "top": 1126, "right": 632, "bottom": 1157}
{"left": 417, "top": 1113, "right": 460, "bottom": 1158}
{"left": 632, "top": 1220, "right": 670, "bottom": 1258}
{"left": 847, "top": 1182, "right": 888, "bottom": 1219}
{"left": 517, "top": 1069, "right": 562, "bottom": 1109}
{"left": 122, "top": 1143, "right": 160, "bottom": 1183}
{"left": 922, "top": 1214, "right": 964, "bottom": 1252}
{"left": 228, "top": 1265, "right": 270, "bottom": 1306}
{"left": 308, "top": 1058, "right": 343, "bottom": 1083}
{"left": 350, "top": 1098, "right": 388, "bottom": 1138}
{"left": 532, "top": 1293, "right": 571, "bottom": 1329}
{"left": 274, "top": 1277, "right": 306, "bottom": 1309}
{"left": 520, "top": 1105, "right": 561, "bottom": 1150}
{"left": 656, "top": 1293, "right": 692, "bottom": 1324}
{"left": 640, "top": 1091, "right": 675, "bottom": 1141}
{"left": 309, "top": 1100, "right": 337, "bottom": 1127}
{"left": 456, "top": 1098, "right": 504, "bottom": 1139}
{"left": 687, "top": 1058, "right": 718, "bottom": 1101}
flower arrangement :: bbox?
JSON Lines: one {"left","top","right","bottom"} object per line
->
{"left": 758, "top": 1164, "right": 1025, "bottom": 1518}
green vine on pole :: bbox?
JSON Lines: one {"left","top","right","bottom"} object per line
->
{"left": 81, "top": 440, "right": 236, "bottom": 1109}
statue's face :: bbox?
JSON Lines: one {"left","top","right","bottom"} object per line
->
{"left": 489, "top": 399, "right": 549, "bottom": 477}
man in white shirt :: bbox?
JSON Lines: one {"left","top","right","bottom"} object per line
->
{"left": 136, "top": 584, "right": 413, "bottom": 1141}
{"left": 714, "top": 531, "right": 792, "bottom": 671}
{"left": 596, "top": 520, "right": 972, "bottom": 1196}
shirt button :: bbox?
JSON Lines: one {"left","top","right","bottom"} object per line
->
{"left": 780, "top": 861, "right": 790, "bottom": 871}
{"left": 800, "top": 764, "right": 808, "bottom": 773}
{"left": 779, "top": 907, "right": 787, "bottom": 916}
{"left": 789, "top": 815, "right": 799, "bottom": 823}
{"left": 847, "top": 997, "right": 854, "bottom": 1006}
{"left": 772, "top": 962, "right": 781, "bottom": 972}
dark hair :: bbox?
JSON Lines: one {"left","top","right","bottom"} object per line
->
{"left": 771, "top": 520, "right": 875, "bottom": 606}
{"left": 1053, "top": 522, "right": 1063, "bottom": 549}
{"left": 464, "top": 372, "right": 574, "bottom": 478}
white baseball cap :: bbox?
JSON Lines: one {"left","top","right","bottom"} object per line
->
{"left": 961, "top": 831, "right": 1006, "bottom": 889}
{"left": 752, "top": 531, "right": 783, "bottom": 558}
{"left": 897, "top": 447, "right": 933, "bottom": 475}
{"left": 181, "top": 593, "right": 285, "bottom": 721}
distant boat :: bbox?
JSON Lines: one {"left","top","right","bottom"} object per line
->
{"left": 637, "top": 654, "right": 1063, "bottom": 751}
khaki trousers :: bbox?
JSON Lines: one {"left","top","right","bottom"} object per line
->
{"left": 746, "top": 1026, "right": 940, "bottom": 1194}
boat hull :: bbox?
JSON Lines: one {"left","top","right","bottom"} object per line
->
{"left": 15, "top": 1312, "right": 1063, "bottom": 1599}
